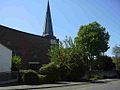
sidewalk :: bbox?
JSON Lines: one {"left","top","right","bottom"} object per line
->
{"left": 0, "top": 79, "right": 119, "bottom": 90}
{"left": 0, "top": 82, "right": 88, "bottom": 90}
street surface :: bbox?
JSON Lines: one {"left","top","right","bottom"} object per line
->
{"left": 37, "top": 80, "right": 120, "bottom": 90}
{"left": 0, "top": 79, "right": 120, "bottom": 90}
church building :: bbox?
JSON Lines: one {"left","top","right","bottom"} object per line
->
{"left": 0, "top": 1, "right": 58, "bottom": 69}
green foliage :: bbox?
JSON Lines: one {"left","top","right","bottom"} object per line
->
{"left": 19, "top": 70, "right": 39, "bottom": 85}
{"left": 39, "top": 62, "right": 61, "bottom": 82}
{"left": 112, "top": 45, "right": 120, "bottom": 57}
{"left": 60, "top": 61, "right": 86, "bottom": 81}
{"left": 112, "top": 45, "right": 120, "bottom": 71}
{"left": 49, "top": 36, "right": 86, "bottom": 81}
{"left": 75, "top": 21, "right": 110, "bottom": 61}
{"left": 48, "top": 22, "right": 111, "bottom": 81}
{"left": 38, "top": 74, "right": 47, "bottom": 84}
{"left": 49, "top": 37, "right": 75, "bottom": 65}
{"left": 88, "top": 74, "right": 103, "bottom": 80}
{"left": 112, "top": 57, "right": 120, "bottom": 71}
{"left": 92, "top": 56, "right": 115, "bottom": 71}
{"left": 88, "top": 70, "right": 118, "bottom": 80}
{"left": 12, "top": 55, "right": 22, "bottom": 71}
{"left": 49, "top": 36, "right": 83, "bottom": 65}
{"left": 12, "top": 55, "right": 21, "bottom": 65}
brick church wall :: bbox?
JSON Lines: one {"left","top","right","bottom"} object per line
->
{"left": 0, "top": 25, "right": 52, "bottom": 69}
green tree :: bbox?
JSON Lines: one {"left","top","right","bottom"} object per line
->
{"left": 11, "top": 55, "right": 22, "bottom": 71}
{"left": 75, "top": 22, "right": 110, "bottom": 70}
{"left": 113, "top": 45, "right": 120, "bottom": 57}
{"left": 112, "top": 45, "right": 120, "bottom": 70}
{"left": 49, "top": 36, "right": 75, "bottom": 65}
{"left": 49, "top": 36, "right": 86, "bottom": 81}
{"left": 75, "top": 21, "right": 110, "bottom": 61}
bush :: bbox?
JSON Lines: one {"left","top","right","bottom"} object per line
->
{"left": 48, "top": 36, "right": 87, "bottom": 81}
{"left": 88, "top": 74, "right": 103, "bottom": 80}
{"left": 38, "top": 74, "right": 47, "bottom": 84}
{"left": 101, "top": 56, "right": 115, "bottom": 70}
{"left": 69, "top": 63, "right": 86, "bottom": 81}
{"left": 112, "top": 57, "right": 120, "bottom": 71}
{"left": 59, "top": 64, "right": 69, "bottom": 81}
{"left": 11, "top": 55, "right": 21, "bottom": 71}
{"left": 19, "top": 70, "right": 39, "bottom": 85}
{"left": 39, "top": 62, "right": 61, "bottom": 83}
{"left": 92, "top": 56, "right": 115, "bottom": 71}
{"left": 60, "top": 61, "right": 86, "bottom": 81}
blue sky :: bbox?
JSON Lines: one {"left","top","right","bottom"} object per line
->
{"left": 0, "top": 0, "right": 120, "bottom": 56}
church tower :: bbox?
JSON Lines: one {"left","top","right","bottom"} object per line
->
{"left": 43, "top": 0, "right": 56, "bottom": 39}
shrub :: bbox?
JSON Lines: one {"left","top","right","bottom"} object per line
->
{"left": 39, "top": 62, "right": 61, "bottom": 83}
{"left": 19, "top": 70, "right": 39, "bottom": 85}
{"left": 48, "top": 36, "right": 87, "bottom": 81}
{"left": 38, "top": 74, "right": 47, "bottom": 84}
{"left": 112, "top": 57, "right": 120, "bottom": 71}
{"left": 18, "top": 70, "right": 25, "bottom": 84}
{"left": 69, "top": 63, "right": 86, "bottom": 81}
{"left": 92, "top": 56, "right": 115, "bottom": 71}
{"left": 59, "top": 64, "right": 70, "bottom": 81}
{"left": 89, "top": 74, "right": 103, "bottom": 80}
{"left": 11, "top": 55, "right": 21, "bottom": 71}
{"left": 101, "top": 56, "right": 115, "bottom": 70}
{"left": 60, "top": 61, "right": 86, "bottom": 81}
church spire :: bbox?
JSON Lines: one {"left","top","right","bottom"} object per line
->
{"left": 43, "top": 0, "right": 55, "bottom": 39}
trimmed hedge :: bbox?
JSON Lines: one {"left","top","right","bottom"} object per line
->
{"left": 38, "top": 74, "right": 47, "bottom": 84}
{"left": 19, "top": 70, "right": 39, "bottom": 85}
{"left": 39, "top": 62, "right": 61, "bottom": 83}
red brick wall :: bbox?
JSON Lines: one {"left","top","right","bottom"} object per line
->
{"left": 0, "top": 25, "right": 52, "bottom": 69}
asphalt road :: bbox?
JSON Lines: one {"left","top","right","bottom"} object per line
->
{"left": 37, "top": 80, "right": 120, "bottom": 90}
{"left": 0, "top": 79, "right": 120, "bottom": 90}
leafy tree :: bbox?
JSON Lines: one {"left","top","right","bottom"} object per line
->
{"left": 112, "top": 45, "right": 120, "bottom": 70}
{"left": 113, "top": 45, "right": 120, "bottom": 57}
{"left": 11, "top": 55, "right": 22, "bottom": 71}
{"left": 49, "top": 36, "right": 76, "bottom": 65}
{"left": 48, "top": 36, "right": 86, "bottom": 80}
{"left": 75, "top": 21, "right": 110, "bottom": 63}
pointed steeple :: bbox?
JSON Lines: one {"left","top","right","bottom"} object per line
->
{"left": 43, "top": 0, "right": 55, "bottom": 39}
